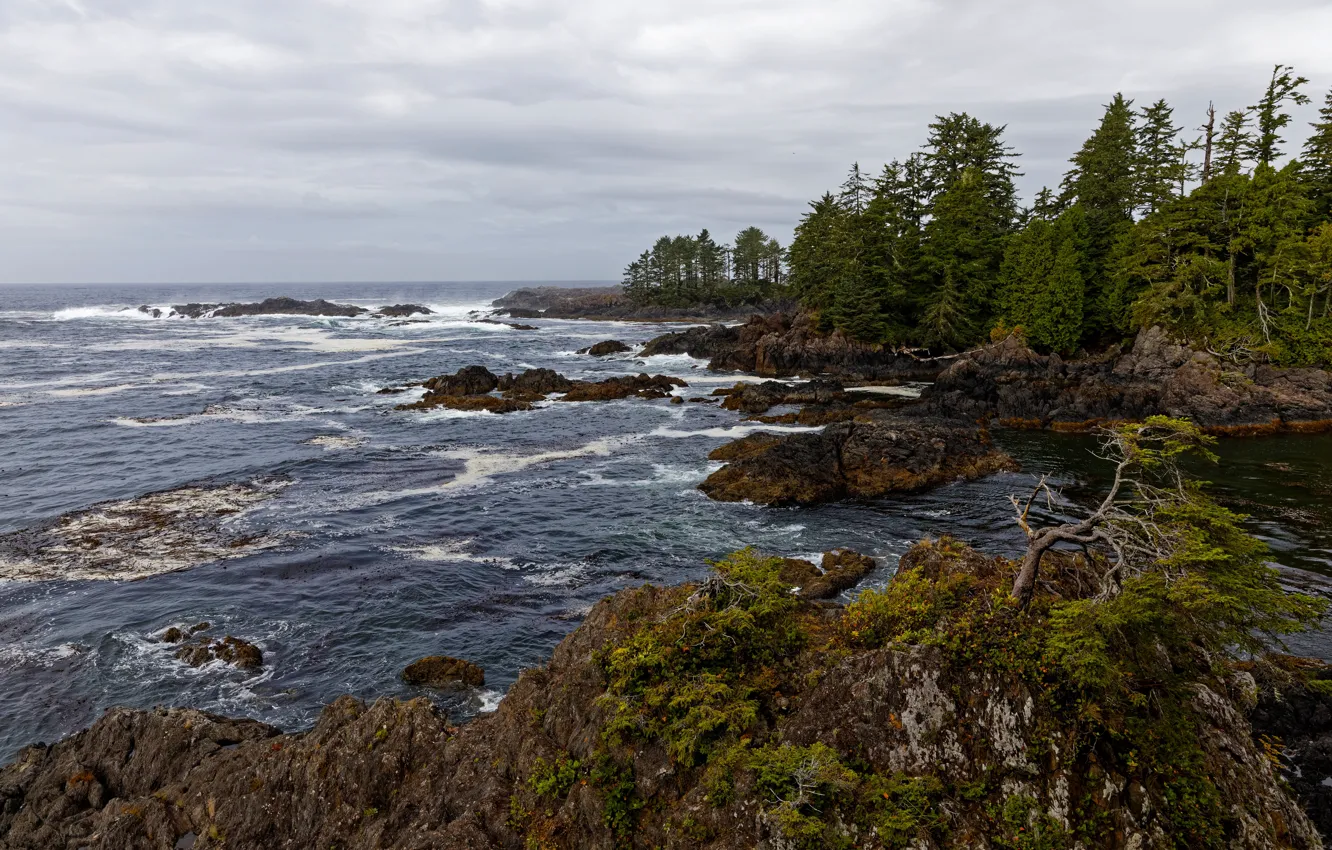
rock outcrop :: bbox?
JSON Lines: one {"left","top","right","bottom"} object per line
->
{"left": 641, "top": 313, "right": 947, "bottom": 382}
{"left": 401, "top": 655, "right": 485, "bottom": 689}
{"left": 491, "top": 286, "right": 791, "bottom": 322}
{"left": 700, "top": 417, "right": 1018, "bottom": 505}
{"left": 169, "top": 298, "right": 368, "bottom": 319}
{"left": 578, "top": 340, "right": 632, "bottom": 356}
{"left": 777, "top": 549, "right": 877, "bottom": 599}
{"left": 922, "top": 327, "right": 1332, "bottom": 434}
{"left": 374, "top": 304, "right": 433, "bottom": 318}
{"left": 397, "top": 367, "right": 687, "bottom": 413}
{"left": 2, "top": 542, "right": 1323, "bottom": 850}
{"left": 172, "top": 636, "right": 264, "bottom": 672}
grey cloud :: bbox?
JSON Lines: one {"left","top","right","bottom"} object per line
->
{"left": 0, "top": 0, "right": 1329, "bottom": 283}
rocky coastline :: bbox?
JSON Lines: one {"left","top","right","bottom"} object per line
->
{"left": 491, "top": 286, "right": 794, "bottom": 323}
{"left": 4, "top": 540, "right": 1328, "bottom": 849}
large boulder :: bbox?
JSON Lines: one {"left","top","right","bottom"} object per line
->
{"left": 578, "top": 340, "right": 632, "bottom": 357}
{"left": 700, "top": 417, "right": 1018, "bottom": 505}
{"left": 422, "top": 365, "right": 500, "bottom": 396}
{"left": 375, "top": 304, "right": 433, "bottom": 317}
{"left": 402, "top": 655, "right": 485, "bottom": 689}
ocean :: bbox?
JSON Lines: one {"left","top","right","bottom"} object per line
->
{"left": 2, "top": 281, "right": 1330, "bottom": 759}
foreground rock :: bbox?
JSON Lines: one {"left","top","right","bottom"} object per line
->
{"left": 578, "top": 339, "right": 632, "bottom": 356}
{"left": 169, "top": 297, "right": 368, "bottom": 319}
{"left": 402, "top": 655, "right": 485, "bottom": 689}
{"left": 641, "top": 312, "right": 947, "bottom": 381}
{"left": 2, "top": 542, "right": 1322, "bottom": 850}
{"left": 923, "top": 327, "right": 1332, "bottom": 434}
{"left": 491, "top": 286, "right": 792, "bottom": 322}
{"left": 396, "top": 366, "right": 685, "bottom": 413}
{"left": 700, "top": 417, "right": 1018, "bottom": 505}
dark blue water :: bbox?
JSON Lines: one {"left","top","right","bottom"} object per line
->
{"left": 2, "top": 282, "right": 1330, "bottom": 759}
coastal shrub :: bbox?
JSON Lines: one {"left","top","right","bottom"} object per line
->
{"left": 596, "top": 548, "right": 806, "bottom": 767}
{"left": 527, "top": 754, "right": 580, "bottom": 799}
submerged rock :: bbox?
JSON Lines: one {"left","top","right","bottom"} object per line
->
{"left": 402, "top": 655, "right": 485, "bottom": 689}
{"left": 700, "top": 417, "right": 1018, "bottom": 505}
{"left": 578, "top": 340, "right": 632, "bottom": 356}
{"left": 0, "top": 480, "right": 290, "bottom": 581}
{"left": 174, "top": 635, "right": 263, "bottom": 671}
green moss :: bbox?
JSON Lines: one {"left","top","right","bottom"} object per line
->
{"left": 527, "top": 754, "right": 581, "bottom": 800}
{"left": 596, "top": 549, "right": 806, "bottom": 768}
{"left": 590, "top": 751, "right": 641, "bottom": 846}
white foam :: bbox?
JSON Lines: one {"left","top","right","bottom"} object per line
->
{"left": 523, "top": 561, "right": 589, "bottom": 587}
{"left": 391, "top": 540, "right": 517, "bottom": 569}
{"left": 304, "top": 435, "right": 367, "bottom": 451}
{"left": 847, "top": 383, "right": 929, "bottom": 398}
{"left": 51, "top": 305, "right": 162, "bottom": 321}
{"left": 474, "top": 689, "right": 505, "bottom": 713}
{"left": 649, "top": 424, "right": 820, "bottom": 439}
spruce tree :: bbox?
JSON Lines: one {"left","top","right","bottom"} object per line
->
{"left": 1136, "top": 99, "right": 1183, "bottom": 216}
{"left": 1303, "top": 87, "right": 1332, "bottom": 219}
{"left": 1247, "top": 64, "right": 1310, "bottom": 167}
{"left": 1216, "top": 110, "right": 1253, "bottom": 175}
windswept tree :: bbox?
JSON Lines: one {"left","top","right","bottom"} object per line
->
{"left": 1247, "top": 63, "right": 1311, "bottom": 167}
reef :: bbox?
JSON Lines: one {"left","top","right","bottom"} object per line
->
{"left": 395, "top": 366, "right": 686, "bottom": 414}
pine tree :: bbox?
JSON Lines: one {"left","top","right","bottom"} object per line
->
{"left": 1028, "top": 216, "right": 1087, "bottom": 354}
{"left": 788, "top": 193, "right": 853, "bottom": 317}
{"left": 1303, "top": 87, "right": 1332, "bottom": 219}
{"left": 1247, "top": 64, "right": 1311, "bottom": 167}
{"left": 1136, "top": 99, "right": 1183, "bottom": 216}
{"left": 1216, "top": 110, "right": 1253, "bottom": 175}
{"left": 839, "top": 162, "right": 871, "bottom": 214}
{"left": 920, "top": 167, "right": 1009, "bottom": 347}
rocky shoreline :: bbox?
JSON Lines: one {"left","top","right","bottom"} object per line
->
{"left": 491, "top": 286, "right": 794, "bottom": 323}
{"left": 4, "top": 540, "right": 1328, "bottom": 849}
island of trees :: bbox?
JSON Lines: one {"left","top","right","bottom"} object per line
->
{"left": 624, "top": 64, "right": 1332, "bottom": 365}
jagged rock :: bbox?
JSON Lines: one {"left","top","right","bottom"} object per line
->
{"left": 422, "top": 366, "right": 500, "bottom": 396}
{"left": 641, "top": 313, "right": 946, "bottom": 381}
{"left": 374, "top": 304, "right": 433, "bottom": 318}
{"left": 921, "top": 327, "right": 1332, "bottom": 433}
{"left": 136, "top": 305, "right": 162, "bottom": 318}
{"left": 1244, "top": 655, "right": 1332, "bottom": 835}
{"left": 496, "top": 368, "right": 573, "bottom": 396}
{"left": 578, "top": 340, "right": 632, "bottom": 356}
{"left": 700, "top": 417, "right": 1018, "bottom": 505}
{"left": 558, "top": 374, "right": 686, "bottom": 402}
{"left": 718, "top": 379, "right": 845, "bottom": 415}
{"left": 402, "top": 656, "right": 486, "bottom": 689}
{"left": 174, "top": 635, "right": 263, "bottom": 671}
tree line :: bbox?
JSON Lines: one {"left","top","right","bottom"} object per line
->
{"left": 623, "top": 65, "right": 1332, "bottom": 364}
{"left": 621, "top": 227, "right": 787, "bottom": 307}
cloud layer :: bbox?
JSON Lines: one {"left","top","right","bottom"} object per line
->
{"left": 2, "top": 0, "right": 1330, "bottom": 283}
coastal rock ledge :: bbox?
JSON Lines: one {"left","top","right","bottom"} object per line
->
{"left": 4, "top": 540, "right": 1323, "bottom": 850}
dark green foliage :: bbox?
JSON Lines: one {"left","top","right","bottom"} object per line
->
{"left": 527, "top": 754, "right": 580, "bottom": 799}
{"left": 622, "top": 227, "right": 784, "bottom": 308}
{"left": 776, "top": 63, "right": 1332, "bottom": 363}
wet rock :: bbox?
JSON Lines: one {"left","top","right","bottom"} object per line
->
{"left": 376, "top": 386, "right": 409, "bottom": 394}
{"left": 496, "top": 368, "right": 574, "bottom": 396}
{"left": 432, "top": 395, "right": 534, "bottom": 414}
{"left": 492, "top": 286, "right": 785, "bottom": 321}
{"left": 374, "top": 304, "right": 433, "bottom": 318}
{"left": 558, "top": 374, "right": 687, "bottom": 402}
{"left": 170, "top": 297, "right": 367, "bottom": 319}
{"left": 136, "top": 305, "right": 162, "bottom": 318}
{"left": 776, "top": 549, "right": 876, "bottom": 599}
{"left": 700, "top": 417, "right": 1018, "bottom": 505}
{"left": 718, "top": 379, "right": 845, "bottom": 415}
{"left": 402, "top": 655, "right": 485, "bottom": 689}
{"left": 578, "top": 340, "right": 632, "bottom": 357}
{"left": 670, "top": 396, "right": 684, "bottom": 405}
{"left": 161, "top": 627, "right": 184, "bottom": 644}
{"left": 174, "top": 636, "right": 263, "bottom": 671}
{"left": 921, "top": 327, "right": 1332, "bottom": 434}
{"left": 422, "top": 365, "right": 500, "bottom": 396}
{"left": 0, "top": 481, "right": 290, "bottom": 582}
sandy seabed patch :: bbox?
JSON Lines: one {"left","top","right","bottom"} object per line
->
{"left": 0, "top": 479, "right": 291, "bottom": 581}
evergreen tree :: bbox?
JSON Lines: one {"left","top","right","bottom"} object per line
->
{"left": 920, "top": 167, "right": 1008, "bottom": 348}
{"left": 1303, "top": 87, "right": 1332, "bottom": 219}
{"left": 1215, "top": 110, "right": 1253, "bottom": 175}
{"left": 1247, "top": 64, "right": 1310, "bottom": 167}
{"left": 1028, "top": 215, "right": 1087, "bottom": 354}
{"left": 788, "top": 193, "right": 852, "bottom": 316}
{"left": 1136, "top": 99, "right": 1183, "bottom": 216}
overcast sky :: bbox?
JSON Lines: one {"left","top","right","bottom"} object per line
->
{"left": 2, "top": 0, "right": 1330, "bottom": 284}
